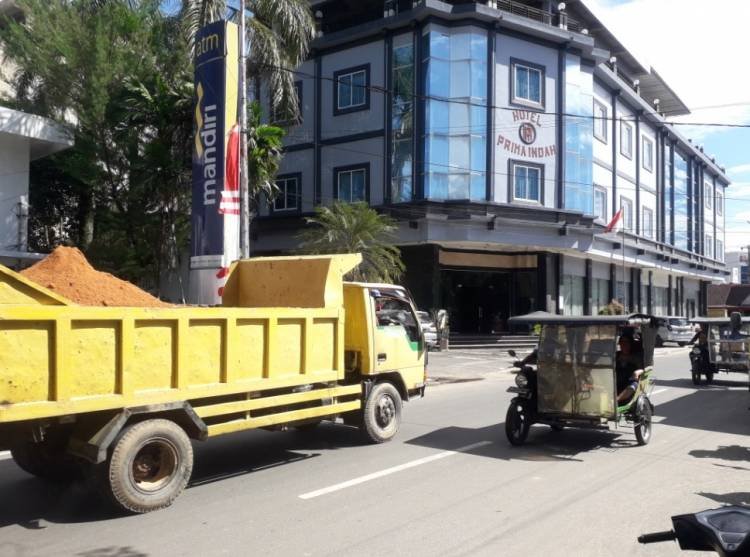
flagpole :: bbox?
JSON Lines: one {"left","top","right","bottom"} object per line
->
{"left": 238, "top": 0, "right": 250, "bottom": 259}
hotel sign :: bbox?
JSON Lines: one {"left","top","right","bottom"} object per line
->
{"left": 496, "top": 110, "right": 557, "bottom": 159}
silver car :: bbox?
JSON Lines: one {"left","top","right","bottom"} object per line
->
{"left": 655, "top": 316, "right": 694, "bottom": 347}
{"left": 416, "top": 311, "right": 438, "bottom": 349}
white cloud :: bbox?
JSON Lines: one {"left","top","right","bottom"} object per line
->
{"left": 728, "top": 164, "right": 750, "bottom": 177}
{"left": 586, "top": 0, "right": 750, "bottom": 140}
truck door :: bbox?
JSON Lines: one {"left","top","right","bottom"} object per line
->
{"left": 370, "top": 289, "right": 424, "bottom": 374}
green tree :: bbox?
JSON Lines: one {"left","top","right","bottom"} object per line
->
{"left": 298, "top": 202, "right": 405, "bottom": 283}
{"left": 246, "top": 101, "right": 284, "bottom": 251}
{"left": 180, "top": 0, "right": 314, "bottom": 121}
{"left": 1, "top": 0, "right": 193, "bottom": 291}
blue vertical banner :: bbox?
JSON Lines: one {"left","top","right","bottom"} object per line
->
{"left": 192, "top": 20, "right": 239, "bottom": 257}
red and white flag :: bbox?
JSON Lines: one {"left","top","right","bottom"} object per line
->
{"left": 219, "top": 124, "right": 240, "bottom": 215}
{"left": 605, "top": 208, "right": 623, "bottom": 233}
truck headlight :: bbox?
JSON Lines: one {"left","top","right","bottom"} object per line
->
{"left": 515, "top": 373, "right": 529, "bottom": 388}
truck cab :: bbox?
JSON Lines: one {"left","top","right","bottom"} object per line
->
{"left": 343, "top": 283, "right": 427, "bottom": 399}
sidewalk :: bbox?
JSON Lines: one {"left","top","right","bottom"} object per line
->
{"left": 426, "top": 345, "right": 690, "bottom": 384}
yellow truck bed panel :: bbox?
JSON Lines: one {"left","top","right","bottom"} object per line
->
{"left": 0, "top": 306, "right": 344, "bottom": 423}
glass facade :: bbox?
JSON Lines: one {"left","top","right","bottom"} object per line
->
{"left": 592, "top": 278, "right": 610, "bottom": 314}
{"left": 664, "top": 144, "right": 673, "bottom": 243}
{"left": 422, "top": 26, "right": 487, "bottom": 200}
{"left": 562, "top": 275, "right": 585, "bottom": 315}
{"left": 563, "top": 54, "right": 593, "bottom": 214}
{"left": 391, "top": 37, "right": 415, "bottom": 202}
{"left": 674, "top": 152, "right": 688, "bottom": 250}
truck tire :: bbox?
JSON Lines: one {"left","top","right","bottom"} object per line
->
{"left": 11, "top": 435, "right": 81, "bottom": 482}
{"left": 361, "top": 382, "right": 402, "bottom": 444}
{"left": 98, "top": 419, "right": 193, "bottom": 514}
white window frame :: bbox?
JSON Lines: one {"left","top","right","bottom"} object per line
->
{"left": 716, "top": 238, "right": 724, "bottom": 262}
{"left": 642, "top": 207, "right": 654, "bottom": 238}
{"left": 336, "top": 167, "right": 367, "bottom": 203}
{"left": 705, "top": 182, "right": 713, "bottom": 209}
{"left": 273, "top": 175, "right": 299, "bottom": 212}
{"left": 335, "top": 68, "right": 368, "bottom": 112}
{"left": 620, "top": 120, "right": 633, "bottom": 159}
{"left": 717, "top": 189, "right": 723, "bottom": 216}
{"left": 642, "top": 136, "right": 654, "bottom": 172}
{"left": 511, "top": 161, "right": 542, "bottom": 203}
{"left": 620, "top": 196, "right": 633, "bottom": 231}
{"left": 593, "top": 186, "right": 608, "bottom": 222}
{"left": 705, "top": 233, "right": 713, "bottom": 259}
{"left": 511, "top": 61, "right": 544, "bottom": 108}
{"left": 593, "top": 100, "right": 608, "bottom": 143}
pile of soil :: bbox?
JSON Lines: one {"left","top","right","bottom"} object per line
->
{"left": 21, "top": 246, "right": 170, "bottom": 307}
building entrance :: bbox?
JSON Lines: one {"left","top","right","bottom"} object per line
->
{"left": 441, "top": 269, "right": 538, "bottom": 334}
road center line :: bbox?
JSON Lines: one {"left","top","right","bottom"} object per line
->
{"left": 299, "top": 440, "right": 492, "bottom": 500}
{"left": 651, "top": 388, "right": 669, "bottom": 395}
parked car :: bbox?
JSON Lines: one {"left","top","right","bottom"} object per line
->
{"left": 417, "top": 311, "right": 438, "bottom": 349}
{"left": 654, "top": 316, "right": 695, "bottom": 347}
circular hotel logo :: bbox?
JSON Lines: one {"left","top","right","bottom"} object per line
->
{"left": 518, "top": 122, "right": 536, "bottom": 145}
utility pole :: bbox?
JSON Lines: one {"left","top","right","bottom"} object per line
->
{"left": 238, "top": 0, "right": 250, "bottom": 259}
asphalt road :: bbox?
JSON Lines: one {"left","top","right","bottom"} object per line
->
{"left": 0, "top": 348, "right": 747, "bottom": 557}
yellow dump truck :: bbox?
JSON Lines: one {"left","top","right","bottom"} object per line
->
{"left": 0, "top": 254, "right": 426, "bottom": 513}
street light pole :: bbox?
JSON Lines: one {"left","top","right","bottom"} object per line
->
{"left": 238, "top": 0, "right": 250, "bottom": 259}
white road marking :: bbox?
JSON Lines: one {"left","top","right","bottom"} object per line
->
{"left": 299, "top": 441, "right": 492, "bottom": 500}
{"left": 0, "top": 451, "right": 11, "bottom": 461}
{"left": 651, "top": 388, "right": 669, "bottom": 395}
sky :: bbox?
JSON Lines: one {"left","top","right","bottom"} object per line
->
{"left": 587, "top": 0, "right": 750, "bottom": 253}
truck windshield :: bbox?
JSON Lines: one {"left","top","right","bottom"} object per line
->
{"left": 374, "top": 294, "right": 421, "bottom": 344}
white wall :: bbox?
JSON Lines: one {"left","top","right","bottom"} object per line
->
{"left": 0, "top": 133, "right": 29, "bottom": 251}
{"left": 493, "top": 33, "right": 558, "bottom": 206}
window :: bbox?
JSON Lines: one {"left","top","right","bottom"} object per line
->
{"left": 705, "top": 234, "right": 713, "bottom": 259}
{"left": 593, "top": 100, "right": 608, "bottom": 142}
{"left": 717, "top": 189, "right": 723, "bottom": 215}
{"left": 373, "top": 291, "right": 421, "bottom": 345}
{"left": 705, "top": 181, "right": 713, "bottom": 209}
{"left": 620, "top": 196, "right": 633, "bottom": 231}
{"left": 511, "top": 161, "right": 542, "bottom": 203}
{"left": 334, "top": 65, "right": 370, "bottom": 114}
{"left": 562, "top": 275, "right": 585, "bottom": 316}
{"left": 594, "top": 186, "right": 607, "bottom": 221}
{"left": 620, "top": 120, "right": 633, "bottom": 159}
{"left": 511, "top": 59, "right": 544, "bottom": 108}
{"left": 717, "top": 238, "right": 724, "bottom": 262}
{"left": 271, "top": 81, "right": 302, "bottom": 125}
{"left": 335, "top": 164, "right": 368, "bottom": 202}
{"left": 422, "top": 27, "right": 488, "bottom": 201}
{"left": 642, "top": 136, "right": 654, "bottom": 172}
{"left": 273, "top": 175, "right": 300, "bottom": 212}
{"left": 592, "top": 278, "right": 610, "bottom": 315}
{"left": 642, "top": 207, "right": 654, "bottom": 238}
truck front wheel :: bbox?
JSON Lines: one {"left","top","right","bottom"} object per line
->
{"left": 98, "top": 419, "right": 193, "bottom": 514}
{"left": 362, "top": 382, "right": 402, "bottom": 443}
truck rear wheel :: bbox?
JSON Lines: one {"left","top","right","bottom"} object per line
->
{"left": 11, "top": 429, "right": 81, "bottom": 482}
{"left": 361, "top": 382, "right": 402, "bottom": 443}
{"left": 99, "top": 419, "right": 193, "bottom": 514}
{"left": 11, "top": 442, "right": 82, "bottom": 482}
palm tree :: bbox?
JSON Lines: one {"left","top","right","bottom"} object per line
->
{"left": 298, "top": 202, "right": 405, "bottom": 283}
{"left": 180, "top": 0, "right": 314, "bottom": 121}
{"left": 246, "top": 101, "right": 284, "bottom": 250}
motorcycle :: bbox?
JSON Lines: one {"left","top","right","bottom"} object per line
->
{"left": 689, "top": 344, "right": 715, "bottom": 385}
{"left": 639, "top": 506, "right": 750, "bottom": 556}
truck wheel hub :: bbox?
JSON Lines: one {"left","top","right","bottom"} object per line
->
{"left": 131, "top": 439, "right": 178, "bottom": 492}
{"left": 376, "top": 396, "right": 396, "bottom": 427}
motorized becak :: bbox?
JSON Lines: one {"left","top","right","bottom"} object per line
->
{"left": 639, "top": 506, "right": 750, "bottom": 556}
{"left": 504, "top": 312, "right": 656, "bottom": 446}
{"left": 690, "top": 314, "right": 750, "bottom": 385}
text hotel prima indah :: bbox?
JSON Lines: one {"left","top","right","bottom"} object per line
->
{"left": 496, "top": 110, "right": 557, "bottom": 159}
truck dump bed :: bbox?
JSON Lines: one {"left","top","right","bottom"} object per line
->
{"left": 0, "top": 254, "right": 361, "bottom": 428}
